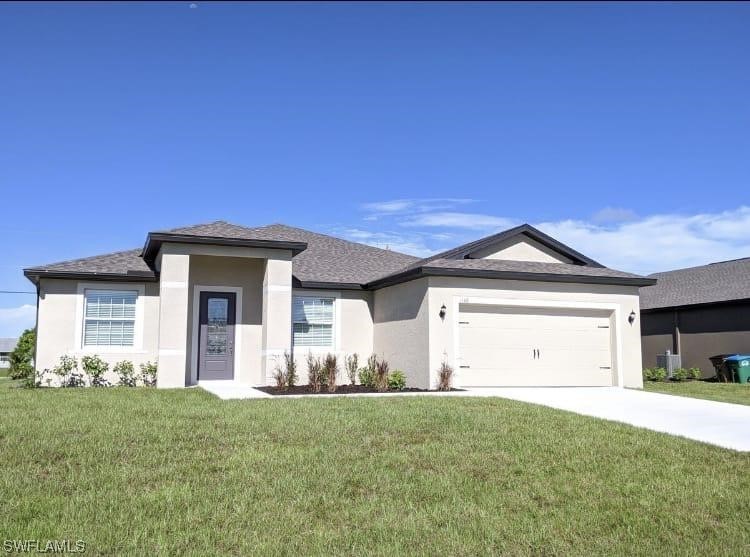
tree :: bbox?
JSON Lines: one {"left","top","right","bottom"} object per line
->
{"left": 9, "top": 328, "right": 35, "bottom": 381}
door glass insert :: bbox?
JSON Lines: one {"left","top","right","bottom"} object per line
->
{"left": 207, "top": 298, "right": 229, "bottom": 355}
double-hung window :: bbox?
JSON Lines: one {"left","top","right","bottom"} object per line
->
{"left": 83, "top": 290, "right": 137, "bottom": 347}
{"left": 292, "top": 296, "right": 334, "bottom": 348}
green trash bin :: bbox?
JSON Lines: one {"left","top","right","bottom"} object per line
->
{"left": 724, "top": 355, "right": 750, "bottom": 384}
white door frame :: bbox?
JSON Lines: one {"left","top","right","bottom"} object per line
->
{"left": 453, "top": 296, "right": 623, "bottom": 387}
{"left": 191, "top": 285, "right": 243, "bottom": 384}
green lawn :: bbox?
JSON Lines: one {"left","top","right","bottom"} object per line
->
{"left": 644, "top": 380, "right": 750, "bottom": 406}
{"left": 1, "top": 385, "right": 749, "bottom": 556}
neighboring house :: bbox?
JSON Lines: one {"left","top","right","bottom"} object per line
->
{"left": 0, "top": 338, "right": 17, "bottom": 369}
{"left": 640, "top": 258, "right": 750, "bottom": 377}
{"left": 23, "top": 221, "right": 654, "bottom": 389}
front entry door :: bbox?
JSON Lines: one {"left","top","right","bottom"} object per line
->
{"left": 198, "top": 291, "right": 236, "bottom": 380}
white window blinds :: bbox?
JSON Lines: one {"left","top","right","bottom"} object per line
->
{"left": 83, "top": 290, "right": 137, "bottom": 346}
{"left": 292, "top": 296, "right": 334, "bottom": 348}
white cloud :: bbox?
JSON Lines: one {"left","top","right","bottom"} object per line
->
{"left": 354, "top": 200, "right": 750, "bottom": 275}
{"left": 0, "top": 305, "right": 36, "bottom": 338}
{"left": 361, "top": 198, "right": 477, "bottom": 219}
{"left": 537, "top": 207, "right": 750, "bottom": 275}
{"left": 401, "top": 212, "right": 517, "bottom": 230}
{"left": 592, "top": 207, "right": 638, "bottom": 223}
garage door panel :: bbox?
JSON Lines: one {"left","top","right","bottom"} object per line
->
{"left": 458, "top": 304, "right": 614, "bottom": 387}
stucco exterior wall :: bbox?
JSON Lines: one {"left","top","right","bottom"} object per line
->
{"left": 426, "top": 277, "right": 644, "bottom": 389}
{"left": 471, "top": 237, "right": 573, "bottom": 263}
{"left": 372, "top": 278, "right": 430, "bottom": 388}
{"left": 290, "top": 289, "right": 374, "bottom": 386}
{"left": 35, "top": 278, "right": 160, "bottom": 386}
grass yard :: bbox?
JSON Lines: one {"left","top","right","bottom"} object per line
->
{"left": 1, "top": 385, "right": 749, "bottom": 556}
{"left": 644, "top": 380, "right": 750, "bottom": 406}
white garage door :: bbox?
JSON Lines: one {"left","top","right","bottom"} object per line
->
{"left": 457, "top": 304, "right": 614, "bottom": 387}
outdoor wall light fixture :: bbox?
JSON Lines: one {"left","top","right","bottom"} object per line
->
{"left": 439, "top": 304, "right": 447, "bottom": 319}
{"left": 628, "top": 311, "right": 636, "bottom": 325}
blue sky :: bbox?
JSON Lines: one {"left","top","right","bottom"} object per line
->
{"left": 1, "top": 2, "right": 749, "bottom": 337}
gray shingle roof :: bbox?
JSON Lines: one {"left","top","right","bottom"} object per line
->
{"left": 0, "top": 338, "right": 17, "bottom": 353}
{"left": 25, "top": 222, "right": 419, "bottom": 287}
{"left": 24, "top": 249, "right": 152, "bottom": 276}
{"left": 640, "top": 257, "right": 750, "bottom": 310}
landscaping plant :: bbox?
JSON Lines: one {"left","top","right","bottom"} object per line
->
{"left": 643, "top": 367, "right": 667, "bottom": 382}
{"left": 437, "top": 362, "right": 454, "bottom": 391}
{"left": 374, "top": 357, "right": 390, "bottom": 392}
{"left": 324, "top": 353, "right": 338, "bottom": 393}
{"left": 114, "top": 360, "right": 136, "bottom": 387}
{"left": 307, "top": 353, "right": 323, "bottom": 393}
{"left": 387, "top": 370, "right": 406, "bottom": 391}
{"left": 8, "top": 328, "right": 35, "bottom": 381}
{"left": 81, "top": 354, "right": 109, "bottom": 387}
{"left": 672, "top": 367, "right": 688, "bottom": 381}
{"left": 272, "top": 362, "right": 288, "bottom": 390}
{"left": 358, "top": 366, "right": 375, "bottom": 388}
{"left": 283, "top": 351, "right": 298, "bottom": 388}
{"left": 140, "top": 361, "right": 158, "bottom": 387}
{"left": 53, "top": 355, "right": 80, "bottom": 387}
{"left": 689, "top": 367, "right": 702, "bottom": 380}
{"left": 345, "top": 353, "right": 359, "bottom": 386}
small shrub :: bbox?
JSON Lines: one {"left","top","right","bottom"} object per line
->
{"left": 643, "top": 367, "right": 667, "bottom": 382}
{"left": 689, "top": 367, "right": 702, "bottom": 380}
{"left": 345, "top": 353, "right": 359, "bottom": 386}
{"left": 283, "top": 351, "right": 298, "bottom": 388}
{"left": 114, "top": 360, "right": 136, "bottom": 387}
{"left": 81, "top": 354, "right": 109, "bottom": 387}
{"left": 387, "top": 370, "right": 406, "bottom": 391}
{"left": 437, "top": 362, "right": 454, "bottom": 391}
{"left": 140, "top": 361, "right": 157, "bottom": 387}
{"left": 358, "top": 367, "right": 375, "bottom": 388}
{"left": 53, "top": 355, "right": 78, "bottom": 387}
{"left": 324, "top": 353, "right": 338, "bottom": 393}
{"left": 672, "top": 367, "right": 688, "bottom": 381}
{"left": 307, "top": 353, "right": 323, "bottom": 393}
{"left": 272, "top": 364, "right": 287, "bottom": 390}
{"left": 374, "top": 358, "right": 389, "bottom": 392}
{"left": 22, "top": 368, "right": 45, "bottom": 389}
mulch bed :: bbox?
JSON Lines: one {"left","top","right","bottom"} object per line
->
{"left": 256, "top": 385, "right": 463, "bottom": 396}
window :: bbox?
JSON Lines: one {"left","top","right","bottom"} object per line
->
{"left": 0, "top": 353, "right": 8, "bottom": 363}
{"left": 292, "top": 296, "right": 334, "bottom": 348}
{"left": 83, "top": 290, "right": 137, "bottom": 347}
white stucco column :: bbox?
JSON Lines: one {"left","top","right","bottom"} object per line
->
{"left": 261, "top": 256, "right": 293, "bottom": 385}
{"left": 156, "top": 252, "right": 191, "bottom": 388}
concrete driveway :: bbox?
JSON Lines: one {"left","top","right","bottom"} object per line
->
{"left": 479, "top": 387, "right": 750, "bottom": 451}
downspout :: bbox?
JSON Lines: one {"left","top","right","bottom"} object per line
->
{"left": 33, "top": 281, "right": 40, "bottom": 372}
{"left": 673, "top": 310, "right": 681, "bottom": 356}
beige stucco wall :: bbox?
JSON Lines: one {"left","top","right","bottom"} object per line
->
{"left": 187, "top": 255, "right": 265, "bottom": 385}
{"left": 35, "top": 278, "right": 160, "bottom": 386}
{"left": 290, "top": 289, "right": 374, "bottom": 386}
{"left": 471, "top": 237, "right": 573, "bottom": 263}
{"left": 425, "top": 277, "right": 644, "bottom": 389}
{"left": 372, "top": 278, "right": 431, "bottom": 388}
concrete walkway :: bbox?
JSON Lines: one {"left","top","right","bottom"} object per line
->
{"left": 482, "top": 387, "right": 750, "bottom": 452}
{"left": 197, "top": 380, "right": 272, "bottom": 400}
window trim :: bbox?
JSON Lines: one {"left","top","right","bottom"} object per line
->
{"left": 75, "top": 282, "right": 145, "bottom": 353}
{"left": 291, "top": 290, "right": 341, "bottom": 353}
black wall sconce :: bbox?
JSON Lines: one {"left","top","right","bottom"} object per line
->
{"left": 439, "top": 304, "right": 447, "bottom": 320}
{"left": 628, "top": 311, "right": 636, "bottom": 325}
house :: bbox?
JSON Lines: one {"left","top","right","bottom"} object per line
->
{"left": 640, "top": 257, "right": 750, "bottom": 377}
{"left": 0, "top": 338, "right": 17, "bottom": 369}
{"left": 23, "top": 221, "right": 654, "bottom": 389}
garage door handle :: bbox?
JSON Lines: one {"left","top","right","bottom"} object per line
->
{"left": 600, "top": 366, "right": 611, "bottom": 369}
{"left": 459, "top": 365, "right": 470, "bottom": 369}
